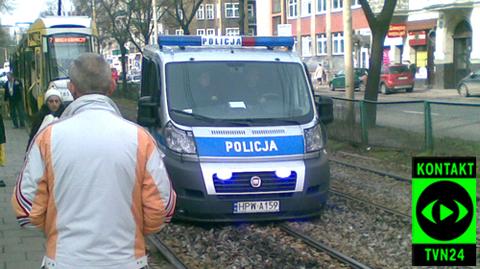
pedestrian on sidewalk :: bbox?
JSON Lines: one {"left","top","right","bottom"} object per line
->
{"left": 12, "top": 53, "right": 176, "bottom": 269}
{"left": 4, "top": 72, "right": 26, "bottom": 128}
{"left": 26, "top": 89, "right": 65, "bottom": 150}
{"left": 314, "top": 63, "right": 326, "bottom": 86}
{"left": 0, "top": 110, "right": 6, "bottom": 187}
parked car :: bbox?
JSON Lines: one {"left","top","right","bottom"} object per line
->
{"left": 379, "top": 64, "right": 414, "bottom": 94}
{"left": 329, "top": 68, "right": 368, "bottom": 91}
{"left": 457, "top": 70, "right": 480, "bottom": 97}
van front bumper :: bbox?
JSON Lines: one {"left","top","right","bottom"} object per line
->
{"left": 163, "top": 153, "right": 330, "bottom": 222}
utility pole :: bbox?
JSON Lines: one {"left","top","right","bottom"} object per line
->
{"left": 326, "top": 0, "right": 332, "bottom": 79}
{"left": 310, "top": 0, "right": 316, "bottom": 56}
{"left": 58, "top": 0, "right": 62, "bottom": 16}
{"left": 153, "top": 0, "right": 158, "bottom": 44}
{"left": 344, "top": 0, "right": 354, "bottom": 99}
{"left": 296, "top": 0, "right": 301, "bottom": 53}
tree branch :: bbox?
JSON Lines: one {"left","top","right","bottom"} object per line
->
{"left": 358, "top": 0, "right": 376, "bottom": 28}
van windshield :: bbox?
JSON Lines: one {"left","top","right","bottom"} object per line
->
{"left": 166, "top": 61, "right": 314, "bottom": 126}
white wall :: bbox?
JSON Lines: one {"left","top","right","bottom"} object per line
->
{"left": 256, "top": 0, "right": 272, "bottom": 36}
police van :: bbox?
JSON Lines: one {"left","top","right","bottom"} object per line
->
{"left": 138, "top": 35, "right": 333, "bottom": 221}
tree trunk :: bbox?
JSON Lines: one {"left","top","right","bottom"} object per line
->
{"left": 120, "top": 44, "right": 128, "bottom": 93}
{"left": 239, "top": 0, "right": 245, "bottom": 35}
{"left": 58, "top": 0, "right": 62, "bottom": 15}
{"left": 364, "top": 29, "right": 387, "bottom": 127}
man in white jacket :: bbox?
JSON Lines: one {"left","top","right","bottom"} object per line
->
{"left": 12, "top": 53, "right": 176, "bottom": 269}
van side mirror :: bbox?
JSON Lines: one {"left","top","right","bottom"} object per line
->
{"left": 314, "top": 95, "right": 333, "bottom": 125}
{"left": 137, "top": 96, "right": 158, "bottom": 127}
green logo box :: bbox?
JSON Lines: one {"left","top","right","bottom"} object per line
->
{"left": 412, "top": 157, "right": 476, "bottom": 266}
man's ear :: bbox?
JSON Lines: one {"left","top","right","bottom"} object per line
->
{"left": 68, "top": 81, "right": 78, "bottom": 99}
{"left": 107, "top": 79, "right": 116, "bottom": 96}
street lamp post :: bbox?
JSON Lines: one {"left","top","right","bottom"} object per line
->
{"left": 152, "top": 0, "right": 158, "bottom": 45}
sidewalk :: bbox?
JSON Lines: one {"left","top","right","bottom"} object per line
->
{"left": 0, "top": 120, "right": 45, "bottom": 269}
{"left": 314, "top": 85, "right": 472, "bottom": 102}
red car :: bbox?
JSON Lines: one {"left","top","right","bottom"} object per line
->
{"left": 379, "top": 64, "right": 414, "bottom": 94}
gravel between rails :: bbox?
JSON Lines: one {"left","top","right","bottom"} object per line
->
{"left": 153, "top": 222, "right": 352, "bottom": 269}
{"left": 288, "top": 193, "right": 412, "bottom": 269}
{"left": 330, "top": 161, "right": 412, "bottom": 216}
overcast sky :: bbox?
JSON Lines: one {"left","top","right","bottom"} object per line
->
{"left": 1, "top": 0, "right": 74, "bottom": 26}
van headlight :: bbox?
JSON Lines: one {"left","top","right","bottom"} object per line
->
{"left": 164, "top": 122, "right": 197, "bottom": 154}
{"left": 304, "top": 124, "right": 325, "bottom": 152}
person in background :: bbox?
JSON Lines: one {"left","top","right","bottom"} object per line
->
{"left": 0, "top": 110, "right": 5, "bottom": 187}
{"left": 314, "top": 63, "right": 325, "bottom": 86}
{"left": 12, "top": 53, "right": 176, "bottom": 269}
{"left": 4, "top": 72, "right": 26, "bottom": 128}
{"left": 26, "top": 89, "right": 65, "bottom": 150}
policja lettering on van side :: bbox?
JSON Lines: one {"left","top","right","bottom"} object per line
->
{"left": 225, "top": 140, "right": 279, "bottom": 153}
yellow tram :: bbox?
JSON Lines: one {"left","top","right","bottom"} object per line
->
{"left": 12, "top": 16, "right": 98, "bottom": 115}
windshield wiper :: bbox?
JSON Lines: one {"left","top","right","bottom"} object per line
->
{"left": 169, "top": 109, "right": 250, "bottom": 126}
{"left": 256, "top": 118, "right": 302, "bottom": 125}
{"left": 170, "top": 109, "right": 219, "bottom": 122}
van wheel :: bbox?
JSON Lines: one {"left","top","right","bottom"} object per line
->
{"left": 406, "top": 87, "right": 413, "bottom": 93}
{"left": 380, "top": 84, "right": 389, "bottom": 94}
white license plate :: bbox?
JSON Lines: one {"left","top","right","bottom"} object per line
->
{"left": 398, "top": 77, "right": 408, "bottom": 80}
{"left": 234, "top": 201, "right": 280, "bottom": 214}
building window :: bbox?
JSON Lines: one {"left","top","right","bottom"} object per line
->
{"left": 248, "top": 28, "right": 255, "bottom": 36}
{"left": 196, "top": 4, "right": 205, "bottom": 19}
{"left": 333, "top": 0, "right": 343, "bottom": 10}
{"left": 197, "top": 29, "right": 205, "bottom": 35}
{"left": 248, "top": 3, "right": 255, "bottom": 18}
{"left": 206, "top": 28, "right": 216, "bottom": 35}
{"left": 317, "top": 0, "right": 326, "bottom": 12}
{"left": 288, "top": 0, "right": 297, "bottom": 18}
{"left": 301, "top": 0, "right": 312, "bottom": 16}
{"left": 352, "top": 0, "right": 359, "bottom": 6}
{"left": 175, "top": 29, "right": 184, "bottom": 36}
{"left": 206, "top": 4, "right": 215, "bottom": 19}
{"left": 225, "top": 27, "right": 240, "bottom": 36}
{"left": 317, "top": 34, "right": 327, "bottom": 55}
{"left": 273, "top": 0, "right": 282, "bottom": 13}
{"left": 333, "top": 32, "right": 344, "bottom": 54}
{"left": 225, "top": 3, "right": 239, "bottom": 18}
{"left": 302, "top": 36, "right": 312, "bottom": 56}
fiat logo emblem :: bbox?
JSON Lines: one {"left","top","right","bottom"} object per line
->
{"left": 250, "top": 176, "right": 262, "bottom": 188}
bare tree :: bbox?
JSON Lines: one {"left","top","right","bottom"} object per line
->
{"left": 167, "top": 0, "right": 204, "bottom": 35}
{"left": 129, "top": 0, "right": 171, "bottom": 52}
{"left": 97, "top": 0, "right": 135, "bottom": 92}
{"left": 359, "top": 0, "right": 397, "bottom": 102}
{"left": 40, "top": 0, "right": 57, "bottom": 17}
{"left": 358, "top": 0, "right": 397, "bottom": 127}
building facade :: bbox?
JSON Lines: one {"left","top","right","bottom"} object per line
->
{"left": 408, "top": 0, "right": 479, "bottom": 89}
{"left": 162, "top": 0, "right": 257, "bottom": 37}
{"left": 257, "top": 0, "right": 409, "bottom": 74}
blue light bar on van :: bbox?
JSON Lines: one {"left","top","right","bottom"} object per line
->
{"left": 158, "top": 35, "right": 294, "bottom": 49}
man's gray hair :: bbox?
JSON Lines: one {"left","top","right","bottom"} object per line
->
{"left": 69, "top": 53, "right": 112, "bottom": 94}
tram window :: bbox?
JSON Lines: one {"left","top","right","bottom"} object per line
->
{"left": 47, "top": 35, "right": 92, "bottom": 80}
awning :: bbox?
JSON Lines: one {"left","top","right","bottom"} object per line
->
{"left": 406, "top": 19, "right": 437, "bottom": 31}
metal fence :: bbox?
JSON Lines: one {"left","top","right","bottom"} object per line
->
{"left": 326, "top": 97, "right": 480, "bottom": 157}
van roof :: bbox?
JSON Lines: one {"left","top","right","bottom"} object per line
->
{"left": 143, "top": 46, "right": 302, "bottom": 65}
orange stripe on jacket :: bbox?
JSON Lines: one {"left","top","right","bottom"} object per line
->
{"left": 31, "top": 126, "right": 59, "bottom": 259}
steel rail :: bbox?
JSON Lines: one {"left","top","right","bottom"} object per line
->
{"left": 148, "top": 234, "right": 189, "bottom": 269}
{"left": 330, "top": 187, "right": 411, "bottom": 220}
{"left": 329, "top": 158, "right": 411, "bottom": 183}
{"left": 279, "top": 223, "right": 373, "bottom": 269}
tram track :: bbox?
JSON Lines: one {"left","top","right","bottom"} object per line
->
{"left": 148, "top": 234, "right": 189, "bottom": 269}
{"left": 278, "top": 223, "right": 373, "bottom": 269}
